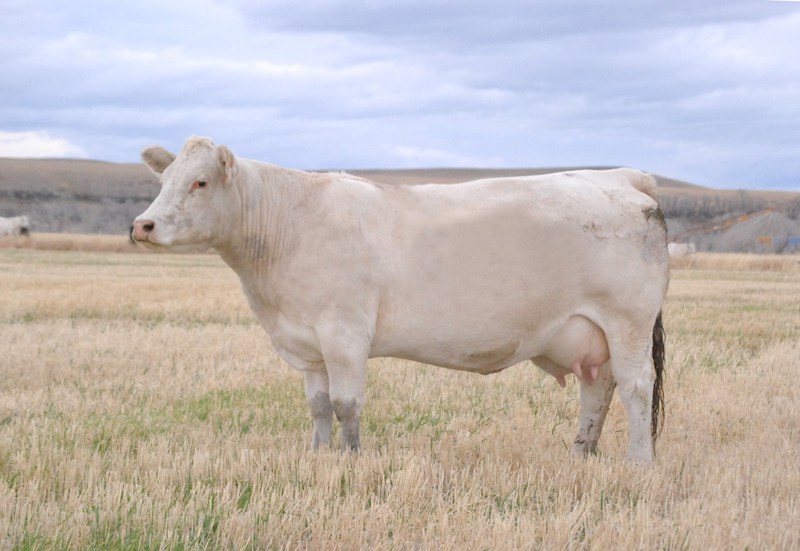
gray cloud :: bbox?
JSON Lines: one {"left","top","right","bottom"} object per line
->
{"left": 235, "top": 0, "right": 785, "bottom": 42}
{"left": 0, "top": 0, "right": 798, "bottom": 189}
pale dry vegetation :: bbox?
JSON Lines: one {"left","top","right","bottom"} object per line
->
{"left": 0, "top": 233, "right": 129, "bottom": 254}
{"left": 669, "top": 252, "right": 800, "bottom": 272}
{"left": 0, "top": 233, "right": 152, "bottom": 254}
{"left": 0, "top": 249, "right": 798, "bottom": 550}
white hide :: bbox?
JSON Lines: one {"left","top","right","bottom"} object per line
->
{"left": 668, "top": 242, "right": 696, "bottom": 258}
{"left": 133, "top": 136, "right": 670, "bottom": 463}
{"left": 0, "top": 215, "right": 30, "bottom": 236}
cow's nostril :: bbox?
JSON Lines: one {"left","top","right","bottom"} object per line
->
{"left": 132, "top": 219, "right": 156, "bottom": 241}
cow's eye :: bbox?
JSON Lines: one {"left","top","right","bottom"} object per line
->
{"left": 191, "top": 180, "right": 208, "bottom": 190}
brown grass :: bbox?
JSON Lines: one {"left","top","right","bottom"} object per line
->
{"left": 670, "top": 252, "right": 800, "bottom": 271}
{"left": 0, "top": 232, "right": 147, "bottom": 254}
{"left": 0, "top": 249, "right": 798, "bottom": 549}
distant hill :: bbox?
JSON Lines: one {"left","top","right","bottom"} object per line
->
{"left": 1, "top": 158, "right": 799, "bottom": 253}
{"left": 0, "top": 158, "right": 158, "bottom": 234}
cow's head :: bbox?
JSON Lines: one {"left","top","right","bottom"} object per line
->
{"left": 132, "top": 136, "right": 239, "bottom": 252}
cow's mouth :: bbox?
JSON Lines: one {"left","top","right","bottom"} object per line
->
{"left": 130, "top": 231, "right": 163, "bottom": 248}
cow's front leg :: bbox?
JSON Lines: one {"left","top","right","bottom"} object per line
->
{"left": 318, "top": 327, "right": 369, "bottom": 452}
{"left": 303, "top": 369, "right": 333, "bottom": 449}
{"left": 333, "top": 393, "right": 362, "bottom": 451}
{"left": 330, "top": 364, "right": 366, "bottom": 451}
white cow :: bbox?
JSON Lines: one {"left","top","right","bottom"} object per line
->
{"left": 133, "top": 137, "right": 669, "bottom": 463}
{"left": 0, "top": 215, "right": 30, "bottom": 236}
{"left": 668, "top": 242, "right": 696, "bottom": 258}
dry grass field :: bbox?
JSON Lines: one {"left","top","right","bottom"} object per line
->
{"left": 0, "top": 233, "right": 149, "bottom": 254}
{"left": 1, "top": 247, "right": 798, "bottom": 550}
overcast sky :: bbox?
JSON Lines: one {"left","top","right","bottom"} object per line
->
{"left": 1, "top": 0, "right": 799, "bottom": 189}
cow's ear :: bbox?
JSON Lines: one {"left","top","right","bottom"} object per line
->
{"left": 218, "top": 145, "right": 238, "bottom": 183}
{"left": 141, "top": 146, "right": 176, "bottom": 174}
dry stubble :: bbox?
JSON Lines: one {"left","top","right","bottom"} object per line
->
{"left": 0, "top": 250, "right": 798, "bottom": 549}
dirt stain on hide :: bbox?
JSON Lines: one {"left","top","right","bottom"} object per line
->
{"left": 643, "top": 206, "right": 667, "bottom": 231}
{"left": 641, "top": 206, "right": 669, "bottom": 264}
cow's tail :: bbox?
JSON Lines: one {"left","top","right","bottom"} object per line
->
{"left": 651, "top": 311, "right": 666, "bottom": 447}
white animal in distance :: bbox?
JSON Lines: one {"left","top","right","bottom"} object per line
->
{"left": 132, "top": 137, "right": 669, "bottom": 464}
{"left": 668, "top": 242, "right": 696, "bottom": 258}
{"left": 0, "top": 215, "right": 30, "bottom": 236}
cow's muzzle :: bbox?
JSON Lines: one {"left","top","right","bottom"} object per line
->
{"left": 131, "top": 219, "right": 155, "bottom": 243}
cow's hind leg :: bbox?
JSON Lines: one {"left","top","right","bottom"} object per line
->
{"left": 573, "top": 363, "right": 616, "bottom": 457}
{"left": 610, "top": 340, "right": 656, "bottom": 464}
{"left": 303, "top": 370, "right": 333, "bottom": 449}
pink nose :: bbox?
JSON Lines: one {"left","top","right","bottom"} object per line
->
{"left": 131, "top": 219, "right": 155, "bottom": 241}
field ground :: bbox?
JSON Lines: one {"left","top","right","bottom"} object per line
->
{"left": 0, "top": 249, "right": 798, "bottom": 549}
{"left": 0, "top": 233, "right": 149, "bottom": 254}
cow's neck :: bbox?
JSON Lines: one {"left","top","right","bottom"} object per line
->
{"left": 216, "top": 161, "right": 315, "bottom": 294}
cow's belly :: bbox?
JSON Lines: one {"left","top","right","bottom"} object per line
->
{"left": 372, "top": 327, "right": 534, "bottom": 373}
{"left": 256, "top": 290, "right": 609, "bottom": 379}
{"left": 373, "top": 300, "right": 609, "bottom": 376}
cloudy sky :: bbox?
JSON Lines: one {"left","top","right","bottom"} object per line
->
{"left": 1, "top": 0, "right": 799, "bottom": 189}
